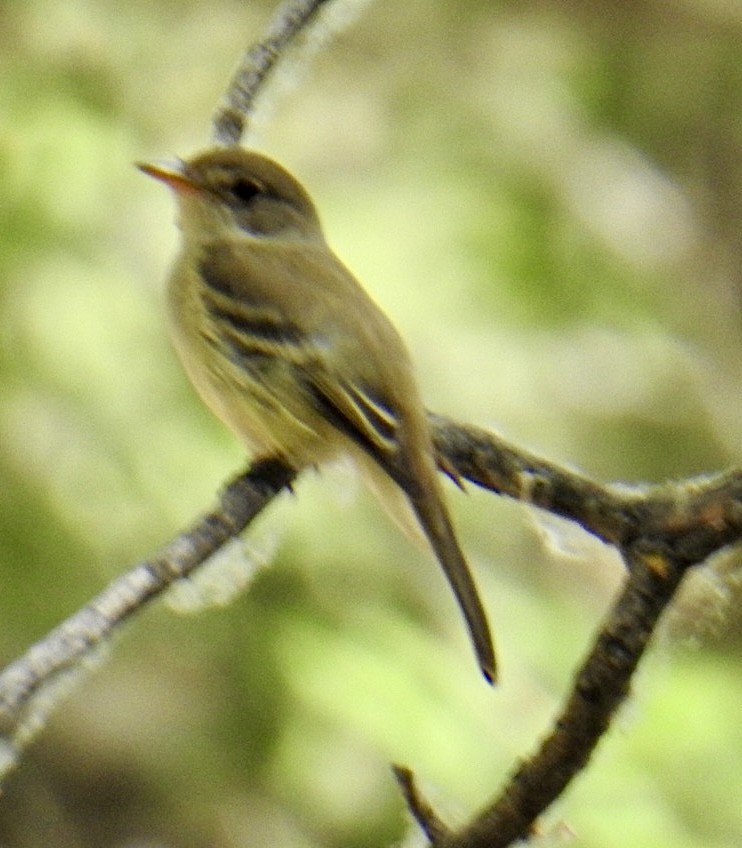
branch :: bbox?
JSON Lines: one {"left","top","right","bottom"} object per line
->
{"left": 5, "top": 1, "right": 741, "bottom": 840}
{"left": 432, "top": 414, "right": 742, "bottom": 555}
{"left": 393, "top": 419, "right": 742, "bottom": 847}
{"left": 393, "top": 765, "right": 453, "bottom": 844}
{"left": 0, "top": 459, "right": 295, "bottom": 778}
{"left": 212, "top": 0, "right": 338, "bottom": 146}
{"left": 1, "top": 412, "right": 739, "bottom": 803}
{"left": 421, "top": 544, "right": 685, "bottom": 848}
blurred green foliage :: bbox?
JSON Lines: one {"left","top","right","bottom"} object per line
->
{"left": 0, "top": 0, "right": 741, "bottom": 846}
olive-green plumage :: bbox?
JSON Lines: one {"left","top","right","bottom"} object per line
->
{"left": 139, "top": 148, "right": 496, "bottom": 682}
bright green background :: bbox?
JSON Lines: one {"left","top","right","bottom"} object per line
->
{"left": 1, "top": 1, "right": 741, "bottom": 846}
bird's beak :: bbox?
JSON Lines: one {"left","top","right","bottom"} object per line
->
{"left": 136, "top": 159, "right": 200, "bottom": 195}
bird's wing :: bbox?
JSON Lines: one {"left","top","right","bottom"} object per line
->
{"left": 197, "top": 239, "right": 411, "bottom": 474}
{"left": 301, "top": 367, "right": 403, "bottom": 468}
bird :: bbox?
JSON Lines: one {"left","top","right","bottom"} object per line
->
{"left": 138, "top": 147, "right": 496, "bottom": 683}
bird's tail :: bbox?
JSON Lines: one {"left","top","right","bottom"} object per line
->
{"left": 408, "top": 485, "right": 497, "bottom": 684}
{"left": 353, "top": 444, "right": 496, "bottom": 684}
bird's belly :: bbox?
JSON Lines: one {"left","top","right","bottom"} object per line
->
{"left": 167, "top": 294, "right": 339, "bottom": 468}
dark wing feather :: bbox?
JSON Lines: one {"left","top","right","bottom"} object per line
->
{"left": 198, "top": 241, "right": 408, "bottom": 471}
{"left": 301, "top": 369, "right": 404, "bottom": 471}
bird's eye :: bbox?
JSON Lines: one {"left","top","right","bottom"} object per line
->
{"left": 228, "top": 178, "right": 263, "bottom": 204}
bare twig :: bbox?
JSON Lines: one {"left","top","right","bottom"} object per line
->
{"left": 0, "top": 459, "right": 295, "bottom": 779}
{"left": 4, "top": 1, "right": 741, "bottom": 842}
{"left": 212, "top": 0, "right": 336, "bottom": 145}
{"left": 391, "top": 417, "right": 742, "bottom": 846}
{"left": 392, "top": 765, "right": 452, "bottom": 844}
{"left": 1, "top": 410, "right": 739, "bottom": 806}
{"left": 434, "top": 544, "right": 686, "bottom": 847}
{"left": 433, "top": 414, "right": 742, "bottom": 554}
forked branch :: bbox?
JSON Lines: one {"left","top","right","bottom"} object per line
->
{"left": 1, "top": 3, "right": 740, "bottom": 846}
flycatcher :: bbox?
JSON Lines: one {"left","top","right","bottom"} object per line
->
{"left": 139, "top": 147, "right": 496, "bottom": 683}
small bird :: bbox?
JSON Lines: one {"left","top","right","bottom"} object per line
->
{"left": 138, "top": 147, "right": 496, "bottom": 683}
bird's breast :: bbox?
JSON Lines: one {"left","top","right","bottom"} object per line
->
{"left": 164, "top": 252, "right": 344, "bottom": 467}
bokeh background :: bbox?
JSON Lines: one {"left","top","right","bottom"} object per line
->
{"left": 1, "top": 0, "right": 741, "bottom": 846}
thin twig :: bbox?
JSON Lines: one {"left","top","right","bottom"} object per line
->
{"left": 212, "top": 0, "right": 335, "bottom": 146}
{"left": 431, "top": 414, "right": 742, "bottom": 555}
{"left": 1, "top": 411, "right": 739, "bottom": 805}
{"left": 8, "top": 0, "right": 737, "bottom": 840}
{"left": 392, "top": 765, "right": 452, "bottom": 844}
{"left": 434, "top": 543, "right": 686, "bottom": 847}
{"left": 430, "top": 413, "right": 638, "bottom": 546}
{"left": 389, "top": 417, "right": 741, "bottom": 845}
{"left": 0, "top": 459, "right": 295, "bottom": 778}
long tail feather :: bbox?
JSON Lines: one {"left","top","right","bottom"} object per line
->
{"left": 408, "top": 490, "right": 497, "bottom": 684}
